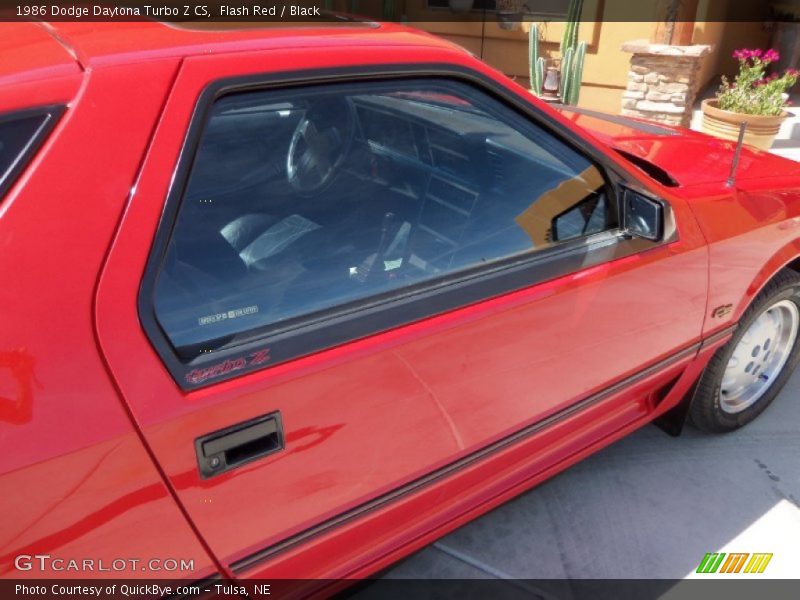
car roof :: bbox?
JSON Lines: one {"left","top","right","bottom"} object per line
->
{"left": 32, "top": 20, "right": 465, "bottom": 69}
{"left": 0, "top": 23, "right": 81, "bottom": 86}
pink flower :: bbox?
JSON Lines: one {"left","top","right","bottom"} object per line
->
{"left": 733, "top": 48, "right": 770, "bottom": 62}
{"left": 763, "top": 48, "right": 780, "bottom": 63}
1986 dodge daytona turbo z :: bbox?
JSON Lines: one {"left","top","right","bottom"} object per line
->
{"left": 3, "top": 18, "right": 800, "bottom": 586}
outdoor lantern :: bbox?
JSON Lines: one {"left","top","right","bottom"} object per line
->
{"left": 542, "top": 65, "right": 561, "bottom": 100}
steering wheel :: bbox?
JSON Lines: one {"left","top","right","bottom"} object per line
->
{"left": 286, "top": 98, "right": 356, "bottom": 194}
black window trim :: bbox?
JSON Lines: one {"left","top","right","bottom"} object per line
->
{"left": 0, "top": 104, "right": 65, "bottom": 201}
{"left": 138, "top": 63, "right": 675, "bottom": 391}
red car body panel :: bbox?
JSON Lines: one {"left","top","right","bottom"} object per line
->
{"left": 95, "top": 40, "right": 709, "bottom": 573}
{"left": 560, "top": 109, "right": 800, "bottom": 186}
{"left": 559, "top": 109, "right": 800, "bottom": 337}
{"left": 0, "top": 23, "right": 82, "bottom": 107}
{"left": 1, "top": 20, "right": 799, "bottom": 584}
{"left": 686, "top": 181, "right": 800, "bottom": 334}
{"left": 0, "top": 33, "right": 216, "bottom": 578}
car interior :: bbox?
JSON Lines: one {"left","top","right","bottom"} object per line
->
{"left": 152, "top": 80, "right": 616, "bottom": 358}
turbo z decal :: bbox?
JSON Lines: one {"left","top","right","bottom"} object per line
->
{"left": 711, "top": 304, "right": 733, "bottom": 318}
{"left": 185, "top": 349, "right": 271, "bottom": 385}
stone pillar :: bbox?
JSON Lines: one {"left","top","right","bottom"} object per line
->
{"left": 620, "top": 40, "right": 711, "bottom": 127}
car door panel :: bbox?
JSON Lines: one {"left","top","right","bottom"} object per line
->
{"left": 95, "top": 45, "right": 708, "bottom": 573}
{"left": 394, "top": 242, "right": 708, "bottom": 447}
{"left": 236, "top": 340, "right": 706, "bottom": 581}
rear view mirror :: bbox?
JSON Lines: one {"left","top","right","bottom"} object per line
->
{"left": 623, "top": 189, "right": 663, "bottom": 241}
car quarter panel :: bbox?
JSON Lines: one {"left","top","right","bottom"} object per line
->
{"left": 681, "top": 177, "right": 800, "bottom": 336}
{"left": 0, "top": 59, "right": 217, "bottom": 579}
{"left": 94, "top": 41, "right": 710, "bottom": 577}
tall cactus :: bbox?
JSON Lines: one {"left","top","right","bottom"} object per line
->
{"left": 559, "top": 0, "right": 586, "bottom": 105}
{"left": 529, "top": 24, "right": 544, "bottom": 95}
{"left": 560, "top": 0, "right": 583, "bottom": 55}
{"left": 536, "top": 58, "right": 546, "bottom": 95}
{"left": 529, "top": 0, "right": 586, "bottom": 103}
{"left": 561, "top": 46, "right": 575, "bottom": 104}
{"left": 568, "top": 41, "right": 587, "bottom": 105}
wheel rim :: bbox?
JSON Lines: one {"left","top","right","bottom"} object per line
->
{"left": 720, "top": 299, "right": 799, "bottom": 414}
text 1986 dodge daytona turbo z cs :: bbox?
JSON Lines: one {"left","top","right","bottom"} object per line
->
{"left": 2, "top": 18, "right": 800, "bottom": 588}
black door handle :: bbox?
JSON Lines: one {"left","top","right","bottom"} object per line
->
{"left": 195, "top": 412, "right": 284, "bottom": 478}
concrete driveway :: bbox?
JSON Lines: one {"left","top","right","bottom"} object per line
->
{"left": 378, "top": 367, "right": 800, "bottom": 581}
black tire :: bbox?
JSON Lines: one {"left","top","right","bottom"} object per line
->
{"left": 690, "top": 268, "right": 800, "bottom": 433}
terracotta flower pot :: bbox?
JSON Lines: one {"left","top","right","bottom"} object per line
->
{"left": 496, "top": 11, "right": 522, "bottom": 31}
{"left": 700, "top": 99, "right": 788, "bottom": 151}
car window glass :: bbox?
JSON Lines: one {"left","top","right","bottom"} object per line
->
{"left": 152, "top": 79, "right": 617, "bottom": 358}
{"left": 0, "top": 112, "right": 52, "bottom": 200}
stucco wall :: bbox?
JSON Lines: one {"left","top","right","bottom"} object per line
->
{"left": 330, "top": 0, "right": 771, "bottom": 115}
{"left": 410, "top": 4, "right": 654, "bottom": 113}
{"left": 693, "top": 0, "right": 771, "bottom": 94}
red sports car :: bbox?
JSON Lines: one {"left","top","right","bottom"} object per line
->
{"left": 2, "top": 19, "right": 800, "bottom": 590}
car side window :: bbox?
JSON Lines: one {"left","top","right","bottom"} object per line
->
{"left": 151, "top": 78, "right": 617, "bottom": 359}
{"left": 0, "top": 107, "right": 61, "bottom": 201}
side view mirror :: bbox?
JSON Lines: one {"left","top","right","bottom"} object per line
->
{"left": 623, "top": 188, "right": 664, "bottom": 241}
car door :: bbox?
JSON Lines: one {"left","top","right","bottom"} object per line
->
{"left": 95, "top": 44, "right": 708, "bottom": 579}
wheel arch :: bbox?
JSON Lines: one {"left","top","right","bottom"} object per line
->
{"left": 733, "top": 237, "right": 800, "bottom": 323}
{"left": 659, "top": 238, "right": 800, "bottom": 436}
{"left": 787, "top": 254, "right": 800, "bottom": 276}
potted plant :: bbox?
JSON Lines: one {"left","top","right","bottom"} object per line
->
{"left": 495, "top": 0, "right": 523, "bottom": 31}
{"left": 527, "top": 0, "right": 587, "bottom": 106}
{"left": 701, "top": 48, "right": 798, "bottom": 150}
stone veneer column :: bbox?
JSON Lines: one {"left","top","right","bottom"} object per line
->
{"left": 620, "top": 40, "right": 711, "bottom": 127}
